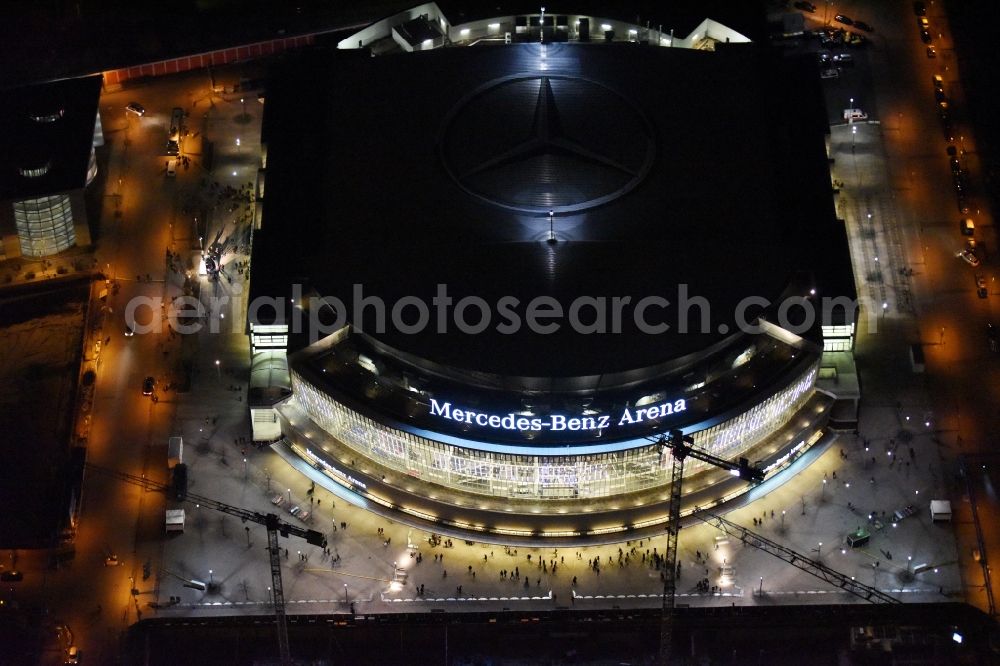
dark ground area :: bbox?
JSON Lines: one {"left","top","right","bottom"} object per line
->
{"left": 0, "top": 280, "right": 88, "bottom": 548}
{"left": 121, "top": 603, "right": 997, "bottom": 665}
{"left": 946, "top": 0, "right": 1000, "bottom": 225}
{"left": 0, "top": 0, "right": 412, "bottom": 88}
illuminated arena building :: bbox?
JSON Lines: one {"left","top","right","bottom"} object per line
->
{"left": 247, "top": 3, "right": 858, "bottom": 544}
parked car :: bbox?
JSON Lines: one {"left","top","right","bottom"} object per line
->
{"left": 960, "top": 249, "right": 980, "bottom": 267}
{"left": 142, "top": 376, "right": 155, "bottom": 395}
{"left": 820, "top": 67, "right": 840, "bottom": 79}
{"left": 961, "top": 218, "right": 975, "bottom": 236}
{"left": 926, "top": 46, "right": 937, "bottom": 58}
{"left": 953, "top": 172, "right": 967, "bottom": 194}
{"left": 271, "top": 494, "right": 285, "bottom": 506}
{"left": 918, "top": 16, "right": 930, "bottom": 29}
{"left": 951, "top": 157, "right": 963, "bottom": 175}
{"left": 844, "top": 108, "right": 868, "bottom": 121}
{"left": 125, "top": 102, "right": 145, "bottom": 117}
{"left": 942, "top": 119, "right": 954, "bottom": 141}
{"left": 834, "top": 14, "right": 853, "bottom": 25}
{"left": 921, "top": 29, "right": 933, "bottom": 44}
{"left": 914, "top": 1, "right": 926, "bottom": 16}
{"left": 794, "top": 1, "right": 817, "bottom": 12}
{"left": 833, "top": 53, "right": 854, "bottom": 66}
{"left": 854, "top": 21, "right": 873, "bottom": 32}
{"left": 976, "top": 275, "right": 988, "bottom": 299}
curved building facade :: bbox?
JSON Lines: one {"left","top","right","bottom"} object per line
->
{"left": 288, "top": 341, "right": 819, "bottom": 502}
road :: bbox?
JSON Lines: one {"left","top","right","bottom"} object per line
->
{"left": 795, "top": 0, "right": 1000, "bottom": 617}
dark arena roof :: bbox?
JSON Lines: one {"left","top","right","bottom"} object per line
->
{"left": 255, "top": 41, "right": 851, "bottom": 381}
{"left": 0, "top": 75, "right": 102, "bottom": 201}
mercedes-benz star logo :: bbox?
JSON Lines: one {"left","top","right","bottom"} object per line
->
{"left": 440, "top": 74, "right": 656, "bottom": 214}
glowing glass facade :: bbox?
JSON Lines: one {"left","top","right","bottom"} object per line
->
{"left": 290, "top": 363, "right": 818, "bottom": 501}
{"left": 13, "top": 194, "right": 76, "bottom": 257}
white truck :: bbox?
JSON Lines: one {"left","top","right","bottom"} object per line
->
{"left": 167, "top": 437, "right": 183, "bottom": 469}
{"left": 165, "top": 509, "right": 185, "bottom": 533}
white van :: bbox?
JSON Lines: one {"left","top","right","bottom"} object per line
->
{"left": 843, "top": 108, "right": 868, "bottom": 122}
{"left": 166, "top": 158, "right": 178, "bottom": 177}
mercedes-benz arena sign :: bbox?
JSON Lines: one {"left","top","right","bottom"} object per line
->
{"left": 255, "top": 39, "right": 849, "bottom": 543}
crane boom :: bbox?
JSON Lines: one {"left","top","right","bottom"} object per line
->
{"left": 694, "top": 509, "right": 901, "bottom": 604}
{"left": 85, "top": 462, "right": 326, "bottom": 665}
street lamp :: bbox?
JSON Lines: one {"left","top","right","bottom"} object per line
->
{"left": 758, "top": 576, "right": 763, "bottom": 596}
{"left": 245, "top": 526, "right": 251, "bottom": 547}
{"left": 287, "top": 488, "right": 292, "bottom": 503}
{"left": 243, "top": 458, "right": 248, "bottom": 481}
{"left": 822, "top": 478, "right": 827, "bottom": 500}
{"left": 209, "top": 569, "right": 214, "bottom": 585}
{"left": 344, "top": 583, "right": 349, "bottom": 604}
{"left": 215, "top": 359, "right": 221, "bottom": 378}
{"left": 547, "top": 209, "right": 555, "bottom": 243}
{"left": 540, "top": 6, "right": 545, "bottom": 43}
{"left": 781, "top": 510, "right": 786, "bottom": 529}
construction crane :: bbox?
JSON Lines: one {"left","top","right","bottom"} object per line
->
{"left": 654, "top": 430, "right": 901, "bottom": 664}
{"left": 86, "top": 462, "right": 326, "bottom": 666}
{"left": 655, "top": 429, "right": 765, "bottom": 665}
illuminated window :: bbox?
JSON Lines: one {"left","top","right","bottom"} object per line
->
{"left": 19, "top": 162, "right": 51, "bottom": 178}
{"left": 13, "top": 194, "right": 76, "bottom": 257}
